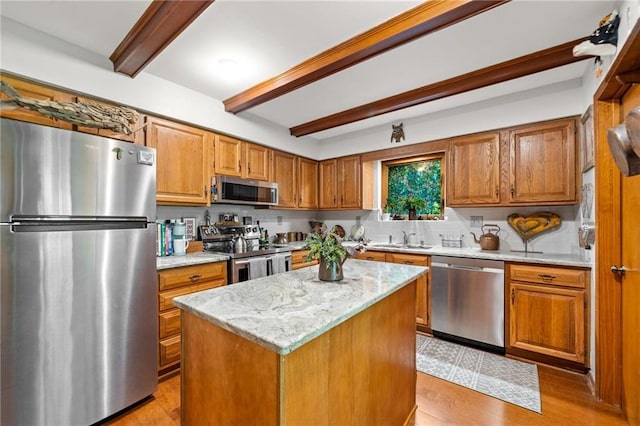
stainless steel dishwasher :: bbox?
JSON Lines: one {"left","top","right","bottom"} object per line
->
{"left": 431, "top": 256, "right": 505, "bottom": 350}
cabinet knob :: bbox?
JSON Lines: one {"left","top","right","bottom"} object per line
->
{"left": 248, "top": 163, "right": 251, "bottom": 173}
{"left": 495, "top": 186, "right": 499, "bottom": 196}
{"left": 333, "top": 195, "right": 337, "bottom": 204}
{"left": 188, "top": 274, "right": 202, "bottom": 281}
{"left": 511, "top": 288, "right": 515, "bottom": 303}
{"left": 510, "top": 185, "right": 515, "bottom": 197}
{"left": 238, "top": 161, "right": 241, "bottom": 172}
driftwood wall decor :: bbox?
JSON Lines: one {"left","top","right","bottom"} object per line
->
{"left": 0, "top": 81, "right": 139, "bottom": 135}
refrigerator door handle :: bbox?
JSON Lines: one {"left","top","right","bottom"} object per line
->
{"left": 11, "top": 221, "right": 149, "bottom": 232}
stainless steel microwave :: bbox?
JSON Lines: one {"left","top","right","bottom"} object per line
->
{"left": 212, "top": 175, "right": 278, "bottom": 206}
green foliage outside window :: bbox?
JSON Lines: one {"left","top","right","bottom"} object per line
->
{"left": 387, "top": 158, "right": 442, "bottom": 217}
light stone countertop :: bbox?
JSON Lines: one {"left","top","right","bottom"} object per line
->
{"left": 156, "top": 252, "right": 230, "bottom": 270}
{"left": 361, "top": 245, "right": 591, "bottom": 268}
{"left": 173, "top": 259, "right": 427, "bottom": 355}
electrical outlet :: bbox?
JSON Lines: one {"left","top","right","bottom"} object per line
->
{"left": 470, "top": 216, "right": 483, "bottom": 227}
{"left": 277, "top": 215, "right": 282, "bottom": 225}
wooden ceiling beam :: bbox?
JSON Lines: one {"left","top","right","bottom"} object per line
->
{"left": 291, "top": 37, "right": 592, "bottom": 137}
{"left": 223, "top": 0, "right": 510, "bottom": 114}
{"left": 110, "top": 0, "right": 214, "bottom": 78}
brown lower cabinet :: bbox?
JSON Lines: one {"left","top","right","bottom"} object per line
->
{"left": 291, "top": 249, "right": 318, "bottom": 270}
{"left": 506, "top": 263, "right": 589, "bottom": 370}
{"left": 157, "top": 261, "right": 227, "bottom": 378}
{"left": 354, "top": 250, "right": 430, "bottom": 332}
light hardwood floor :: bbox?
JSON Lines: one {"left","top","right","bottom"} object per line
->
{"left": 106, "top": 364, "right": 627, "bottom": 426}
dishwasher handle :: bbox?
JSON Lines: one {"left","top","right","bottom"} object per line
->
{"left": 432, "top": 262, "right": 504, "bottom": 274}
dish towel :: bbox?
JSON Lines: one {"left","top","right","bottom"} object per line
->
{"left": 248, "top": 258, "right": 267, "bottom": 279}
{"left": 270, "top": 254, "right": 288, "bottom": 275}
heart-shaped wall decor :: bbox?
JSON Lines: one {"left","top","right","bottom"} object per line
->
{"left": 507, "top": 212, "right": 561, "bottom": 242}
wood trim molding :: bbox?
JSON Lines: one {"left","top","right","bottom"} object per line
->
{"left": 291, "top": 37, "right": 591, "bottom": 137}
{"left": 110, "top": 1, "right": 214, "bottom": 77}
{"left": 223, "top": 0, "right": 509, "bottom": 114}
{"left": 596, "top": 19, "right": 640, "bottom": 101}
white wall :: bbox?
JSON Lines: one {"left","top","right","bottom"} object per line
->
{"left": 0, "top": 17, "right": 319, "bottom": 159}
{"left": 317, "top": 77, "right": 585, "bottom": 160}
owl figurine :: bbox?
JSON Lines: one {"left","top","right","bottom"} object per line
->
{"left": 391, "top": 123, "right": 405, "bottom": 143}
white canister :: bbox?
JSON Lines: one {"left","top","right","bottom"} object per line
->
{"left": 173, "top": 238, "right": 189, "bottom": 255}
{"left": 173, "top": 221, "right": 186, "bottom": 239}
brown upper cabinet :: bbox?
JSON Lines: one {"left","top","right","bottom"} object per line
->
{"left": 0, "top": 75, "right": 73, "bottom": 129}
{"left": 270, "top": 150, "right": 318, "bottom": 209}
{"left": 319, "top": 155, "right": 365, "bottom": 209}
{"left": 146, "top": 116, "right": 213, "bottom": 206}
{"left": 447, "top": 132, "right": 501, "bottom": 206}
{"left": 447, "top": 117, "right": 577, "bottom": 207}
{"left": 213, "top": 134, "right": 270, "bottom": 181}
{"left": 75, "top": 96, "right": 145, "bottom": 144}
{"left": 508, "top": 118, "right": 576, "bottom": 204}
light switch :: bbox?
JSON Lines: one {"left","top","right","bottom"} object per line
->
{"left": 470, "top": 216, "right": 483, "bottom": 227}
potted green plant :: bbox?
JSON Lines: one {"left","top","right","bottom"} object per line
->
{"left": 303, "top": 226, "right": 366, "bottom": 281}
{"left": 400, "top": 195, "right": 427, "bottom": 220}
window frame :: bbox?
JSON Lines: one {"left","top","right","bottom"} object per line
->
{"left": 381, "top": 152, "right": 445, "bottom": 220}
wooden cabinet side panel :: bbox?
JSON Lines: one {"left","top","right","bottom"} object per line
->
{"left": 509, "top": 282, "right": 585, "bottom": 363}
{"left": 283, "top": 282, "right": 416, "bottom": 425}
{"left": 385, "top": 253, "right": 429, "bottom": 328}
{"left": 182, "top": 312, "right": 279, "bottom": 426}
{"left": 0, "top": 75, "right": 73, "bottom": 129}
{"left": 319, "top": 159, "right": 338, "bottom": 208}
{"left": 446, "top": 133, "right": 501, "bottom": 206}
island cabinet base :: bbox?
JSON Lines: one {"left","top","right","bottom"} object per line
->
{"left": 181, "top": 281, "right": 417, "bottom": 426}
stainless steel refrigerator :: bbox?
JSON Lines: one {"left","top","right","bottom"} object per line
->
{"left": 1, "top": 118, "right": 158, "bottom": 425}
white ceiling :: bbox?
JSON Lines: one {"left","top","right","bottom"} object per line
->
{"left": 0, "top": 0, "right": 615, "bottom": 141}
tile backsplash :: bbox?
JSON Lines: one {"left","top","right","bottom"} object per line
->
{"left": 158, "top": 204, "right": 581, "bottom": 254}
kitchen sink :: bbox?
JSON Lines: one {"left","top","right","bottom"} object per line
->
{"left": 370, "top": 243, "right": 432, "bottom": 249}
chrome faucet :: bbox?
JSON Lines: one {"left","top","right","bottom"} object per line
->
{"left": 402, "top": 231, "right": 416, "bottom": 247}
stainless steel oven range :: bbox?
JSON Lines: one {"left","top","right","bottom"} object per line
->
{"left": 200, "top": 222, "right": 292, "bottom": 283}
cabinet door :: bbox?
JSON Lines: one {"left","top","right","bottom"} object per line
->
{"left": 244, "top": 143, "right": 270, "bottom": 181}
{"left": 0, "top": 75, "right": 73, "bottom": 129}
{"left": 508, "top": 282, "right": 585, "bottom": 363}
{"left": 509, "top": 119, "right": 576, "bottom": 204}
{"left": 385, "top": 253, "right": 429, "bottom": 328}
{"left": 214, "top": 134, "right": 242, "bottom": 176}
{"left": 271, "top": 150, "right": 297, "bottom": 208}
{"left": 75, "top": 96, "right": 145, "bottom": 144}
{"left": 354, "top": 250, "right": 386, "bottom": 262}
{"left": 447, "top": 133, "right": 501, "bottom": 206}
{"left": 298, "top": 158, "right": 318, "bottom": 209}
{"left": 319, "top": 159, "right": 338, "bottom": 209}
{"left": 146, "top": 116, "right": 213, "bottom": 205}
{"left": 338, "top": 155, "right": 361, "bottom": 208}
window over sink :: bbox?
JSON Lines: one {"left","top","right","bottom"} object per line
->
{"left": 382, "top": 153, "right": 444, "bottom": 220}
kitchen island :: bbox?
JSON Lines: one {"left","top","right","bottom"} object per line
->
{"left": 173, "top": 259, "right": 428, "bottom": 425}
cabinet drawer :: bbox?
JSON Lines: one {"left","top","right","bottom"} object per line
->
{"left": 292, "top": 260, "right": 318, "bottom": 270}
{"left": 291, "top": 249, "right": 311, "bottom": 264}
{"left": 159, "top": 335, "right": 181, "bottom": 368}
{"left": 354, "top": 251, "right": 386, "bottom": 262}
{"left": 386, "top": 252, "right": 429, "bottom": 266}
{"left": 158, "top": 262, "right": 227, "bottom": 291}
{"left": 158, "top": 280, "right": 223, "bottom": 312}
{"left": 159, "top": 308, "right": 181, "bottom": 339}
{"left": 509, "top": 264, "right": 587, "bottom": 289}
